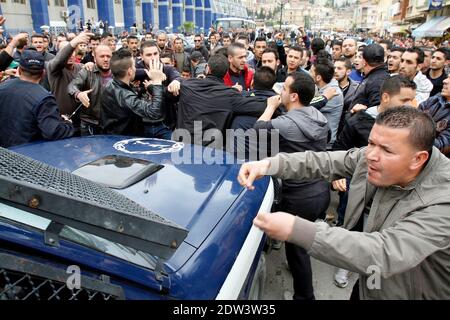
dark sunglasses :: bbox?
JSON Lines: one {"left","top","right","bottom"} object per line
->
{"left": 194, "top": 39, "right": 202, "bottom": 42}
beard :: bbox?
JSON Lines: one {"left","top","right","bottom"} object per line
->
{"left": 97, "top": 64, "right": 110, "bottom": 72}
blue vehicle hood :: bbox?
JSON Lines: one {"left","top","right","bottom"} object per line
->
{"left": 10, "top": 136, "right": 250, "bottom": 251}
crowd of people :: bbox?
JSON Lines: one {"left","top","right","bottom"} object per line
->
{"left": 1, "top": 13, "right": 450, "bottom": 300}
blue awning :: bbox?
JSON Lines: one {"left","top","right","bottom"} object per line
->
{"left": 412, "top": 16, "right": 450, "bottom": 38}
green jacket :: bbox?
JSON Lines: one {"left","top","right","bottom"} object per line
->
{"left": 267, "top": 147, "right": 450, "bottom": 299}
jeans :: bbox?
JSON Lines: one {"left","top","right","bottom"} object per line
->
{"left": 336, "top": 178, "right": 351, "bottom": 226}
{"left": 143, "top": 123, "right": 172, "bottom": 140}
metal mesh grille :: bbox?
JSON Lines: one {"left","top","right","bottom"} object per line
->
{"left": 0, "top": 148, "right": 172, "bottom": 226}
{"left": 0, "top": 268, "right": 117, "bottom": 301}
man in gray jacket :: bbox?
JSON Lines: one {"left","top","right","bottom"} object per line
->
{"left": 238, "top": 106, "right": 450, "bottom": 299}
{"left": 309, "top": 58, "right": 344, "bottom": 146}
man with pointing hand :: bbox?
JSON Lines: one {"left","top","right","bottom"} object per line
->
{"left": 68, "top": 43, "right": 113, "bottom": 135}
{"left": 238, "top": 106, "right": 450, "bottom": 300}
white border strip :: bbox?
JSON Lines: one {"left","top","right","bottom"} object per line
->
{"left": 216, "top": 179, "right": 274, "bottom": 300}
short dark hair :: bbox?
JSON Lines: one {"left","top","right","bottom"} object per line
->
{"left": 140, "top": 40, "right": 159, "bottom": 53}
{"left": 390, "top": 46, "right": 406, "bottom": 54}
{"left": 182, "top": 67, "right": 191, "bottom": 74}
{"left": 332, "top": 40, "right": 342, "bottom": 48}
{"left": 435, "top": 47, "right": 450, "bottom": 60}
{"left": 375, "top": 106, "right": 436, "bottom": 153}
{"left": 311, "top": 38, "right": 325, "bottom": 55}
{"left": 101, "top": 33, "right": 113, "bottom": 39}
{"left": 334, "top": 57, "right": 352, "bottom": 70}
{"left": 253, "top": 66, "right": 277, "bottom": 91}
{"left": 222, "top": 34, "right": 231, "bottom": 40}
{"left": 380, "top": 75, "right": 416, "bottom": 96}
{"left": 194, "top": 34, "right": 202, "bottom": 38}
{"left": 31, "top": 34, "right": 44, "bottom": 41}
{"left": 90, "top": 35, "right": 101, "bottom": 42}
{"left": 287, "top": 71, "right": 316, "bottom": 106}
{"left": 209, "top": 32, "right": 217, "bottom": 38}
{"left": 317, "top": 49, "right": 332, "bottom": 61}
{"left": 262, "top": 47, "right": 279, "bottom": 60}
{"left": 254, "top": 37, "right": 267, "bottom": 44}
{"left": 160, "top": 51, "right": 174, "bottom": 62}
{"left": 288, "top": 45, "right": 303, "bottom": 56}
{"left": 405, "top": 47, "right": 425, "bottom": 65}
{"left": 379, "top": 39, "right": 393, "bottom": 51}
{"left": 127, "top": 35, "right": 139, "bottom": 42}
{"left": 207, "top": 54, "right": 229, "bottom": 78}
{"left": 110, "top": 48, "right": 133, "bottom": 78}
{"left": 214, "top": 46, "right": 229, "bottom": 58}
{"left": 363, "top": 43, "right": 385, "bottom": 66}
{"left": 313, "top": 58, "right": 335, "bottom": 84}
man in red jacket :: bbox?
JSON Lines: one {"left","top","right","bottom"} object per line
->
{"left": 223, "top": 42, "right": 254, "bottom": 92}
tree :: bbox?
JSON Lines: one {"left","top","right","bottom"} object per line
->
{"left": 304, "top": 15, "right": 311, "bottom": 29}
{"left": 258, "top": 8, "right": 264, "bottom": 19}
{"left": 182, "top": 21, "right": 195, "bottom": 34}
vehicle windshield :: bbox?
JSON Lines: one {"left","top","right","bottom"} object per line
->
{"left": 0, "top": 203, "right": 157, "bottom": 270}
{"left": 215, "top": 19, "right": 255, "bottom": 31}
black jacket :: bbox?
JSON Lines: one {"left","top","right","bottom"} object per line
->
{"left": 0, "top": 78, "right": 74, "bottom": 147}
{"left": 100, "top": 79, "right": 164, "bottom": 136}
{"left": 350, "top": 65, "right": 390, "bottom": 108}
{"left": 134, "top": 60, "right": 181, "bottom": 127}
{"left": 419, "top": 94, "right": 450, "bottom": 155}
{"left": 337, "top": 78, "right": 360, "bottom": 136}
{"left": 0, "top": 50, "right": 13, "bottom": 71}
{"left": 332, "top": 109, "right": 376, "bottom": 151}
{"left": 177, "top": 75, "right": 267, "bottom": 147}
{"left": 134, "top": 60, "right": 181, "bottom": 85}
{"left": 276, "top": 66, "right": 310, "bottom": 83}
{"left": 68, "top": 65, "right": 109, "bottom": 124}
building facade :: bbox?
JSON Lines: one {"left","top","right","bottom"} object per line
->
{"left": 0, "top": 0, "right": 248, "bottom": 34}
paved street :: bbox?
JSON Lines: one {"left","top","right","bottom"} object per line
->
{"left": 262, "top": 191, "right": 358, "bottom": 300}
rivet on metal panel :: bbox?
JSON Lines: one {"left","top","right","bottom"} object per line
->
{"left": 28, "top": 196, "right": 40, "bottom": 208}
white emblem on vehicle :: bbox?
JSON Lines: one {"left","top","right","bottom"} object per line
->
{"left": 113, "top": 138, "right": 184, "bottom": 155}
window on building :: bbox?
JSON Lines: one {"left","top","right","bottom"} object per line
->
{"left": 114, "top": 0, "right": 121, "bottom": 4}
{"left": 12, "top": 0, "right": 26, "bottom": 4}
{"left": 87, "top": 0, "right": 96, "bottom": 9}
{"left": 54, "top": 0, "right": 65, "bottom": 6}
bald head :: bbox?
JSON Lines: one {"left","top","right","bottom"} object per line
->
{"left": 94, "top": 44, "right": 112, "bottom": 72}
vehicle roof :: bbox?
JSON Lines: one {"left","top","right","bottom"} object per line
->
{"left": 10, "top": 136, "right": 250, "bottom": 249}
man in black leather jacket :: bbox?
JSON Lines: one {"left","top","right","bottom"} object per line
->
{"left": 100, "top": 48, "right": 166, "bottom": 136}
